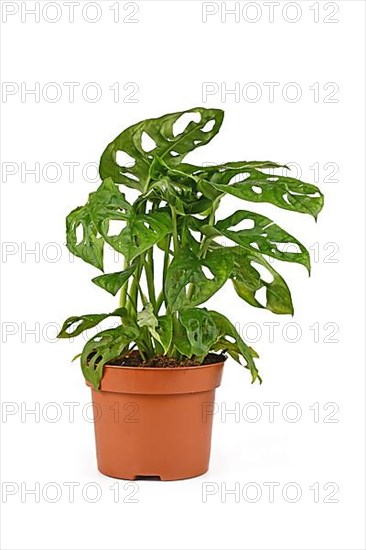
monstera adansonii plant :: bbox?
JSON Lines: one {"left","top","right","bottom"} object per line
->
{"left": 58, "top": 107, "right": 324, "bottom": 389}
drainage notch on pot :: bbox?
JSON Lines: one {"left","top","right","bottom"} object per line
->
{"left": 135, "top": 475, "right": 161, "bottom": 481}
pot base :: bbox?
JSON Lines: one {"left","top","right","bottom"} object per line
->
{"left": 97, "top": 467, "right": 209, "bottom": 481}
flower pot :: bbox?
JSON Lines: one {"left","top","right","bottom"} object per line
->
{"left": 89, "top": 360, "right": 225, "bottom": 480}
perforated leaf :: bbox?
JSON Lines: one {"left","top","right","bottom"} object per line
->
{"left": 179, "top": 308, "right": 218, "bottom": 358}
{"left": 229, "top": 247, "right": 294, "bottom": 314}
{"left": 99, "top": 108, "right": 224, "bottom": 191}
{"left": 81, "top": 324, "right": 140, "bottom": 389}
{"left": 165, "top": 247, "right": 234, "bottom": 312}
{"left": 58, "top": 307, "right": 127, "bottom": 338}
{"left": 210, "top": 210, "right": 310, "bottom": 272}
{"left": 208, "top": 310, "right": 261, "bottom": 383}
{"left": 66, "top": 205, "right": 104, "bottom": 271}
{"left": 207, "top": 167, "right": 324, "bottom": 219}
{"left": 108, "top": 210, "right": 172, "bottom": 261}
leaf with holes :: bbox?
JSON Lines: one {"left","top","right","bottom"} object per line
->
{"left": 207, "top": 210, "right": 310, "bottom": 272}
{"left": 65, "top": 177, "right": 132, "bottom": 270}
{"left": 206, "top": 168, "right": 324, "bottom": 219}
{"left": 179, "top": 308, "right": 218, "bottom": 358}
{"left": 66, "top": 205, "right": 104, "bottom": 271}
{"left": 99, "top": 107, "right": 224, "bottom": 191}
{"left": 88, "top": 177, "right": 131, "bottom": 231}
{"left": 81, "top": 324, "right": 140, "bottom": 389}
{"left": 86, "top": 179, "right": 172, "bottom": 260}
{"left": 92, "top": 264, "right": 137, "bottom": 296}
{"left": 165, "top": 247, "right": 234, "bottom": 312}
{"left": 229, "top": 247, "right": 294, "bottom": 314}
{"left": 57, "top": 307, "right": 127, "bottom": 338}
{"left": 108, "top": 210, "right": 172, "bottom": 261}
{"left": 208, "top": 310, "right": 261, "bottom": 383}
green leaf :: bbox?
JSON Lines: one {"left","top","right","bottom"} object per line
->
{"left": 211, "top": 210, "right": 310, "bottom": 272}
{"left": 157, "top": 315, "right": 173, "bottom": 354}
{"left": 92, "top": 264, "right": 137, "bottom": 296}
{"left": 57, "top": 307, "right": 127, "bottom": 338}
{"left": 208, "top": 310, "right": 261, "bottom": 383}
{"left": 172, "top": 317, "right": 193, "bottom": 357}
{"left": 137, "top": 303, "right": 162, "bottom": 344}
{"left": 66, "top": 205, "right": 104, "bottom": 271}
{"left": 179, "top": 308, "right": 218, "bottom": 358}
{"left": 165, "top": 247, "right": 234, "bottom": 311}
{"left": 65, "top": 177, "right": 132, "bottom": 271}
{"left": 99, "top": 107, "right": 224, "bottom": 191}
{"left": 229, "top": 247, "right": 294, "bottom": 314}
{"left": 81, "top": 324, "right": 140, "bottom": 389}
{"left": 88, "top": 177, "right": 131, "bottom": 230}
{"left": 207, "top": 167, "right": 324, "bottom": 219}
{"left": 86, "top": 178, "right": 171, "bottom": 261}
{"left": 211, "top": 339, "right": 240, "bottom": 363}
{"left": 110, "top": 210, "right": 172, "bottom": 261}
{"left": 142, "top": 175, "right": 190, "bottom": 215}
{"left": 147, "top": 158, "right": 214, "bottom": 214}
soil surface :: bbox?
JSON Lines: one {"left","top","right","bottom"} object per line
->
{"left": 108, "top": 351, "right": 226, "bottom": 368}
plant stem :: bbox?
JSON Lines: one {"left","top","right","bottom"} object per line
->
{"left": 158, "top": 235, "right": 171, "bottom": 312}
{"left": 170, "top": 206, "right": 179, "bottom": 254}
{"left": 128, "top": 258, "right": 142, "bottom": 319}
{"left": 198, "top": 198, "right": 219, "bottom": 259}
{"left": 119, "top": 258, "right": 129, "bottom": 308}
{"left": 144, "top": 249, "right": 156, "bottom": 309}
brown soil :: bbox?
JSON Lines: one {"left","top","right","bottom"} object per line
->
{"left": 108, "top": 350, "right": 226, "bottom": 368}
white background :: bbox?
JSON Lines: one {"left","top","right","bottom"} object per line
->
{"left": 1, "top": 1, "right": 365, "bottom": 549}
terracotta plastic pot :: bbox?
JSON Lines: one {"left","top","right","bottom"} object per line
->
{"left": 89, "top": 360, "right": 225, "bottom": 481}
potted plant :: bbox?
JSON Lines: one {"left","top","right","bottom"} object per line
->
{"left": 58, "top": 107, "right": 324, "bottom": 480}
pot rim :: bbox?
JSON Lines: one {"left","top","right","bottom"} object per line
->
{"left": 102, "top": 358, "right": 226, "bottom": 372}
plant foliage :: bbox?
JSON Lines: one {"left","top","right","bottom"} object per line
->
{"left": 58, "top": 107, "right": 324, "bottom": 389}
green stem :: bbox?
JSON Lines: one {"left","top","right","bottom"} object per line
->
{"left": 144, "top": 249, "right": 156, "bottom": 309}
{"left": 170, "top": 206, "right": 179, "bottom": 254}
{"left": 119, "top": 258, "right": 129, "bottom": 308}
{"left": 127, "top": 258, "right": 142, "bottom": 319}
{"left": 199, "top": 198, "right": 219, "bottom": 259}
{"left": 158, "top": 235, "right": 171, "bottom": 312}
{"left": 142, "top": 327, "right": 155, "bottom": 357}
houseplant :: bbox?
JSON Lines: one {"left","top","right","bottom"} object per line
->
{"left": 58, "top": 107, "right": 324, "bottom": 480}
